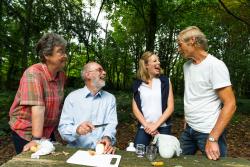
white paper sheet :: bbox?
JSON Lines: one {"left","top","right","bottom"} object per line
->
{"left": 66, "top": 150, "right": 121, "bottom": 167}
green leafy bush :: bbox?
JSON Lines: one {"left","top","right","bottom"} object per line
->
{"left": 0, "top": 91, "right": 16, "bottom": 136}
{"left": 236, "top": 99, "right": 250, "bottom": 114}
{"left": 112, "top": 91, "right": 134, "bottom": 123}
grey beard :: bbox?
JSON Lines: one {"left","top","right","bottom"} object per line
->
{"left": 93, "top": 78, "right": 105, "bottom": 90}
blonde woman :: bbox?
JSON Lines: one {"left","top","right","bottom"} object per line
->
{"left": 132, "top": 51, "right": 174, "bottom": 146}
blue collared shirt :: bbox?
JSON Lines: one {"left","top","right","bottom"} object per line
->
{"left": 58, "top": 86, "right": 118, "bottom": 149}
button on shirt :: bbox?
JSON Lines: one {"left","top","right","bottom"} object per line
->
{"left": 58, "top": 86, "right": 118, "bottom": 149}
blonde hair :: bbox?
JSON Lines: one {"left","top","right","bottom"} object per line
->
{"left": 178, "top": 26, "right": 208, "bottom": 50}
{"left": 137, "top": 51, "right": 155, "bottom": 83}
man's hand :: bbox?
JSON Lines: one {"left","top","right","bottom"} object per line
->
{"left": 22, "top": 140, "right": 38, "bottom": 152}
{"left": 76, "top": 121, "right": 95, "bottom": 135}
{"left": 205, "top": 86, "right": 236, "bottom": 161}
{"left": 205, "top": 140, "right": 220, "bottom": 160}
{"left": 99, "top": 136, "right": 115, "bottom": 154}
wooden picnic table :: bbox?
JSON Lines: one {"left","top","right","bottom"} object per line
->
{"left": 1, "top": 144, "right": 249, "bottom": 167}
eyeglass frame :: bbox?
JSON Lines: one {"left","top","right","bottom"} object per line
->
{"left": 87, "top": 67, "right": 105, "bottom": 74}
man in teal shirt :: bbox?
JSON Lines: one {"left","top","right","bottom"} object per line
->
{"left": 58, "top": 62, "right": 118, "bottom": 154}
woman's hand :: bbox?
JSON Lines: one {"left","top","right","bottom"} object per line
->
{"left": 22, "top": 140, "right": 38, "bottom": 152}
{"left": 144, "top": 122, "right": 159, "bottom": 135}
{"left": 150, "top": 130, "right": 159, "bottom": 136}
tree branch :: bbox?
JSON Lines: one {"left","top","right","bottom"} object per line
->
{"left": 218, "top": 0, "right": 250, "bottom": 26}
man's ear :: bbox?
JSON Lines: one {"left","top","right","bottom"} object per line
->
{"left": 190, "top": 36, "right": 196, "bottom": 45}
{"left": 44, "top": 54, "right": 49, "bottom": 61}
{"left": 85, "top": 72, "right": 91, "bottom": 80}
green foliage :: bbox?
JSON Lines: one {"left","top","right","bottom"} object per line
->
{"left": 236, "top": 99, "right": 250, "bottom": 114}
{"left": 0, "top": 91, "right": 16, "bottom": 136}
{"left": 112, "top": 91, "right": 134, "bottom": 123}
{"left": 0, "top": 0, "right": 250, "bottom": 96}
{"left": 174, "top": 98, "right": 184, "bottom": 117}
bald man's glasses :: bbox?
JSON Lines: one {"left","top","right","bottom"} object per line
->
{"left": 88, "top": 67, "right": 105, "bottom": 74}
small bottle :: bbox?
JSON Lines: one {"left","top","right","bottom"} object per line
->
{"left": 126, "top": 142, "right": 136, "bottom": 152}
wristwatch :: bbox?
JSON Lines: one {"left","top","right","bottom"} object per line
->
{"left": 208, "top": 136, "right": 217, "bottom": 142}
{"left": 102, "top": 136, "right": 112, "bottom": 142}
{"left": 31, "top": 136, "right": 42, "bottom": 141}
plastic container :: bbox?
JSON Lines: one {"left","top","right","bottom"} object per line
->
{"left": 126, "top": 142, "right": 136, "bottom": 152}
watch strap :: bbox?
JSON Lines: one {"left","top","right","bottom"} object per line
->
{"left": 31, "top": 136, "right": 42, "bottom": 140}
{"left": 102, "top": 136, "right": 112, "bottom": 142}
{"left": 208, "top": 136, "right": 217, "bottom": 142}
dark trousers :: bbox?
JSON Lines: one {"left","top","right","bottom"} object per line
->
{"left": 180, "top": 124, "right": 227, "bottom": 157}
{"left": 11, "top": 131, "right": 56, "bottom": 154}
{"left": 134, "top": 125, "right": 171, "bottom": 146}
{"left": 11, "top": 131, "right": 29, "bottom": 154}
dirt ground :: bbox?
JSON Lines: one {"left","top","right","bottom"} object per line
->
{"left": 0, "top": 115, "right": 249, "bottom": 165}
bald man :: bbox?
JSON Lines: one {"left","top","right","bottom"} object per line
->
{"left": 58, "top": 62, "right": 118, "bottom": 154}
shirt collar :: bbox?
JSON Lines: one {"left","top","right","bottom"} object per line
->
{"left": 83, "top": 86, "right": 102, "bottom": 98}
{"left": 41, "top": 63, "right": 60, "bottom": 82}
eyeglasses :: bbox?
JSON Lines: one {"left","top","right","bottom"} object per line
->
{"left": 88, "top": 67, "right": 105, "bottom": 73}
{"left": 56, "top": 48, "right": 67, "bottom": 56}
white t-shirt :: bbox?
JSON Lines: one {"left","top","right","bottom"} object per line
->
{"left": 183, "top": 54, "right": 231, "bottom": 133}
{"left": 138, "top": 78, "right": 166, "bottom": 128}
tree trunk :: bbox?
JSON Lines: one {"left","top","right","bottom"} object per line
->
{"left": 0, "top": 0, "right": 3, "bottom": 88}
{"left": 146, "top": 0, "right": 157, "bottom": 52}
{"left": 21, "top": 0, "right": 34, "bottom": 72}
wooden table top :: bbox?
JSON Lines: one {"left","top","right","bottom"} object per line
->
{"left": 1, "top": 145, "right": 250, "bottom": 167}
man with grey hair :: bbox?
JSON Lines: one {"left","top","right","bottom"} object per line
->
{"left": 58, "top": 62, "right": 118, "bottom": 154}
{"left": 177, "top": 26, "right": 236, "bottom": 160}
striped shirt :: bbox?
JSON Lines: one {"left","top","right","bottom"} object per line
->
{"left": 9, "top": 63, "right": 66, "bottom": 141}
